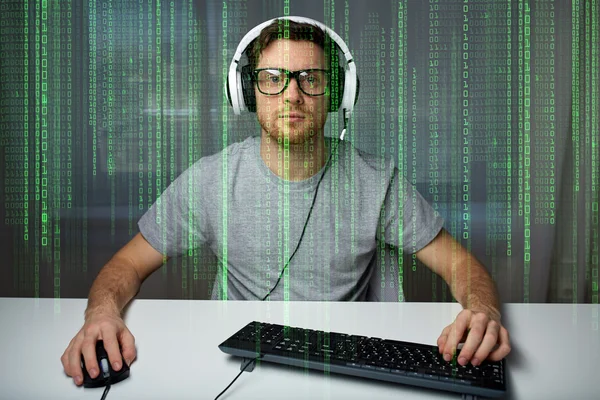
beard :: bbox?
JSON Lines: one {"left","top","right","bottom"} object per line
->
{"left": 257, "top": 112, "right": 326, "bottom": 146}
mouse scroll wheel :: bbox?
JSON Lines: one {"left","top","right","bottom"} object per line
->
{"left": 100, "top": 358, "right": 111, "bottom": 379}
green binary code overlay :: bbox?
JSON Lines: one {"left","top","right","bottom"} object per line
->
{"left": 0, "top": 1, "right": 597, "bottom": 330}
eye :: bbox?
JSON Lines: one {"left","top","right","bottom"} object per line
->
{"left": 257, "top": 69, "right": 285, "bottom": 85}
{"left": 300, "top": 71, "right": 323, "bottom": 86}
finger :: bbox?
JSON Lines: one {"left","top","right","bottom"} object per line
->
{"left": 102, "top": 332, "right": 123, "bottom": 371}
{"left": 470, "top": 321, "right": 501, "bottom": 366}
{"left": 487, "top": 326, "right": 512, "bottom": 361}
{"left": 67, "top": 335, "right": 85, "bottom": 385}
{"left": 437, "top": 334, "right": 448, "bottom": 354}
{"left": 61, "top": 338, "right": 75, "bottom": 376}
{"left": 443, "top": 313, "right": 470, "bottom": 361}
{"left": 438, "top": 327, "right": 466, "bottom": 354}
{"left": 437, "top": 325, "right": 450, "bottom": 354}
{"left": 81, "top": 336, "right": 100, "bottom": 379}
{"left": 119, "top": 328, "right": 137, "bottom": 367}
{"left": 459, "top": 317, "right": 496, "bottom": 366}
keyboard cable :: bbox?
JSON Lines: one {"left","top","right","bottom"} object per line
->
{"left": 214, "top": 357, "right": 260, "bottom": 400}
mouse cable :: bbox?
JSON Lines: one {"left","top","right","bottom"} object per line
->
{"left": 214, "top": 357, "right": 260, "bottom": 400}
{"left": 100, "top": 383, "right": 110, "bottom": 400}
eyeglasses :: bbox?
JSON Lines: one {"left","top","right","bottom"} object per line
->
{"left": 253, "top": 68, "right": 330, "bottom": 96}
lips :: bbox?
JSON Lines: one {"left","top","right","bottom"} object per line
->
{"left": 279, "top": 112, "right": 306, "bottom": 121}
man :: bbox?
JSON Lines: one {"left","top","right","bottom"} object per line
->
{"left": 61, "top": 17, "right": 510, "bottom": 387}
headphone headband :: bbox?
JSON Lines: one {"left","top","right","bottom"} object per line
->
{"left": 232, "top": 16, "right": 354, "bottom": 69}
{"left": 226, "top": 16, "right": 359, "bottom": 116}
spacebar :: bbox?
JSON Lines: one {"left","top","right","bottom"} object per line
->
{"left": 268, "top": 348, "right": 350, "bottom": 365}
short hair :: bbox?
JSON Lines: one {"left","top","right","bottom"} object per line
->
{"left": 246, "top": 19, "right": 339, "bottom": 72}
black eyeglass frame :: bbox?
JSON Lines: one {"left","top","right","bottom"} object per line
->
{"left": 253, "top": 68, "right": 331, "bottom": 96}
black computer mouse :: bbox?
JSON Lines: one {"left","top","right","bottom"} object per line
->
{"left": 81, "top": 340, "right": 130, "bottom": 388}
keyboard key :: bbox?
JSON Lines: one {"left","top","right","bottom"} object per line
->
{"left": 390, "top": 368, "right": 407, "bottom": 375}
{"left": 456, "top": 378, "right": 473, "bottom": 386}
{"left": 406, "top": 371, "right": 424, "bottom": 378}
{"left": 422, "top": 373, "right": 439, "bottom": 381}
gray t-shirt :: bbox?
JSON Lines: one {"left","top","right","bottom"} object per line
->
{"left": 138, "top": 136, "right": 444, "bottom": 301}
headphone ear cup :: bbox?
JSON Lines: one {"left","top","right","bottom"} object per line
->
{"left": 354, "top": 74, "right": 360, "bottom": 106}
{"left": 226, "top": 74, "right": 233, "bottom": 107}
{"left": 329, "top": 65, "right": 345, "bottom": 112}
{"left": 241, "top": 65, "right": 256, "bottom": 112}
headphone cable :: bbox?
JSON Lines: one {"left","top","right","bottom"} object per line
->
{"left": 215, "top": 114, "right": 348, "bottom": 400}
{"left": 261, "top": 136, "right": 341, "bottom": 301}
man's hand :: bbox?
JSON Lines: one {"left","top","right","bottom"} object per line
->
{"left": 61, "top": 311, "right": 137, "bottom": 386}
{"left": 437, "top": 309, "right": 511, "bottom": 366}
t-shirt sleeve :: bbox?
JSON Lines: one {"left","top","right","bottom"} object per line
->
{"left": 381, "top": 168, "right": 445, "bottom": 254}
{"left": 137, "top": 160, "right": 209, "bottom": 257}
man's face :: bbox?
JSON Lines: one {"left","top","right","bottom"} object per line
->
{"left": 254, "top": 39, "right": 329, "bottom": 145}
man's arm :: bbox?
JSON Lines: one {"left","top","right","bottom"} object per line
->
{"left": 414, "top": 228, "right": 501, "bottom": 321}
{"left": 62, "top": 233, "right": 167, "bottom": 385}
{"left": 86, "top": 232, "right": 167, "bottom": 319}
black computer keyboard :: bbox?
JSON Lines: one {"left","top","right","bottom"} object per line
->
{"left": 218, "top": 321, "right": 506, "bottom": 398}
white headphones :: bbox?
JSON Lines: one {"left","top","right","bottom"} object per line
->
{"left": 225, "top": 16, "right": 360, "bottom": 122}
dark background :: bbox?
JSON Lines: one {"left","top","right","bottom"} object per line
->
{"left": 0, "top": 0, "right": 598, "bottom": 304}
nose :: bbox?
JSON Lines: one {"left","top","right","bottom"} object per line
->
{"left": 283, "top": 76, "right": 304, "bottom": 104}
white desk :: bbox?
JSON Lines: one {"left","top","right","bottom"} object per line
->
{"left": 0, "top": 298, "right": 598, "bottom": 400}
